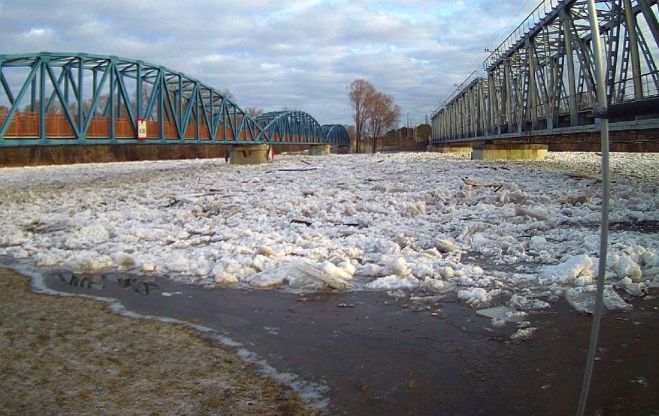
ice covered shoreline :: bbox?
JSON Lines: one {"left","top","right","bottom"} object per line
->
{"left": 0, "top": 152, "right": 657, "bottom": 314}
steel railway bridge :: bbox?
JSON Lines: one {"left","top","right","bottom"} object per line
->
{"left": 431, "top": 0, "right": 659, "bottom": 150}
{"left": 0, "top": 52, "right": 349, "bottom": 148}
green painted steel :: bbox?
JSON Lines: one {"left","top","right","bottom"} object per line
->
{"left": 0, "top": 52, "right": 346, "bottom": 147}
{"left": 431, "top": 0, "right": 659, "bottom": 144}
{"left": 321, "top": 124, "right": 350, "bottom": 145}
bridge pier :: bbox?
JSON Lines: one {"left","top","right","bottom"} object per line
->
{"left": 435, "top": 145, "right": 473, "bottom": 155}
{"left": 229, "top": 144, "right": 271, "bottom": 165}
{"left": 309, "top": 144, "right": 331, "bottom": 156}
{"left": 471, "top": 144, "right": 548, "bottom": 161}
{"left": 336, "top": 144, "right": 351, "bottom": 154}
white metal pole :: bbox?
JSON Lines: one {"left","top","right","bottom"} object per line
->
{"left": 576, "top": 1, "right": 611, "bottom": 415}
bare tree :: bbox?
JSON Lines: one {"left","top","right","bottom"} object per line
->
{"left": 365, "top": 92, "right": 400, "bottom": 153}
{"left": 219, "top": 88, "right": 235, "bottom": 102}
{"left": 348, "top": 79, "right": 375, "bottom": 154}
{"left": 346, "top": 125, "right": 356, "bottom": 149}
{"left": 245, "top": 107, "right": 264, "bottom": 118}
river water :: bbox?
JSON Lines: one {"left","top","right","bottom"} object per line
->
{"left": 10, "top": 263, "right": 655, "bottom": 416}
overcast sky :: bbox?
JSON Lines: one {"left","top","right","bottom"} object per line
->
{"left": 0, "top": 0, "right": 539, "bottom": 126}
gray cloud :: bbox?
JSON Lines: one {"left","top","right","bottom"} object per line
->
{"left": 1, "top": 0, "right": 538, "bottom": 125}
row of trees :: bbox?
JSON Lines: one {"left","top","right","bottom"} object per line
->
{"left": 348, "top": 79, "right": 401, "bottom": 153}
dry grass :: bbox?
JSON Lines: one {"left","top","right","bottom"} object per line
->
{"left": 0, "top": 268, "right": 314, "bottom": 415}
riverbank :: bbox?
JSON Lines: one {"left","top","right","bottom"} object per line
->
{"left": 0, "top": 268, "right": 313, "bottom": 415}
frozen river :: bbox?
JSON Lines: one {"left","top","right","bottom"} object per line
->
{"left": 1, "top": 152, "right": 658, "bottom": 316}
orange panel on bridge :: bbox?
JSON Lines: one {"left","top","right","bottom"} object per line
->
{"left": 146, "top": 121, "right": 160, "bottom": 139}
{"left": 45, "top": 114, "right": 75, "bottom": 137}
{"left": 1, "top": 112, "right": 40, "bottom": 137}
{"left": 88, "top": 116, "right": 110, "bottom": 137}
{"left": 184, "top": 123, "right": 211, "bottom": 139}
{"left": 114, "top": 118, "right": 134, "bottom": 138}
{"left": 163, "top": 122, "right": 178, "bottom": 139}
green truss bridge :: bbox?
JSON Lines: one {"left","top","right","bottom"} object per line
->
{"left": 0, "top": 52, "right": 350, "bottom": 148}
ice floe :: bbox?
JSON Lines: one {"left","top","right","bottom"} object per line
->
{"left": 0, "top": 152, "right": 657, "bottom": 315}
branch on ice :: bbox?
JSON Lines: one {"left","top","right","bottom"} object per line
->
{"left": 461, "top": 177, "right": 503, "bottom": 189}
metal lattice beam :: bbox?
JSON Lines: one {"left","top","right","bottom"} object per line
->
{"left": 432, "top": 0, "right": 659, "bottom": 144}
{"left": 321, "top": 124, "right": 351, "bottom": 145}
{"left": 0, "top": 52, "right": 339, "bottom": 147}
{"left": 255, "top": 111, "right": 331, "bottom": 144}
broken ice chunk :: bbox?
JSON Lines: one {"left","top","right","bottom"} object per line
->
{"left": 491, "top": 318, "right": 506, "bottom": 328}
{"left": 382, "top": 256, "right": 412, "bottom": 276}
{"left": 529, "top": 236, "right": 547, "bottom": 251}
{"left": 434, "top": 239, "right": 459, "bottom": 253}
{"left": 564, "top": 287, "right": 632, "bottom": 313}
{"left": 420, "top": 277, "right": 453, "bottom": 293}
{"left": 509, "top": 294, "right": 550, "bottom": 311}
{"left": 641, "top": 249, "right": 659, "bottom": 267}
{"left": 617, "top": 277, "right": 647, "bottom": 297}
{"left": 538, "top": 255, "right": 594, "bottom": 285}
{"left": 614, "top": 254, "right": 642, "bottom": 282}
{"left": 366, "top": 275, "right": 420, "bottom": 291}
{"left": 257, "top": 246, "right": 278, "bottom": 257}
{"left": 246, "top": 267, "right": 290, "bottom": 288}
{"left": 387, "top": 289, "right": 407, "bottom": 299}
{"left": 290, "top": 259, "right": 353, "bottom": 290}
{"left": 510, "top": 327, "right": 537, "bottom": 341}
{"left": 514, "top": 205, "right": 550, "bottom": 221}
{"left": 215, "top": 274, "right": 239, "bottom": 287}
{"left": 457, "top": 287, "right": 492, "bottom": 308}
{"left": 356, "top": 263, "right": 384, "bottom": 277}
{"left": 476, "top": 306, "right": 527, "bottom": 323}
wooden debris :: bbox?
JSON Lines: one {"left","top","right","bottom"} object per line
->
{"left": 461, "top": 177, "right": 503, "bottom": 188}
{"left": 291, "top": 219, "right": 313, "bottom": 226}
{"left": 277, "top": 168, "right": 318, "bottom": 172}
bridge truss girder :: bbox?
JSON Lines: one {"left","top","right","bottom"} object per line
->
{"left": 255, "top": 111, "right": 324, "bottom": 144}
{"left": 432, "top": 0, "right": 659, "bottom": 144}
{"left": 321, "top": 124, "right": 351, "bottom": 145}
{"left": 0, "top": 52, "right": 338, "bottom": 147}
{"left": 254, "top": 112, "right": 349, "bottom": 145}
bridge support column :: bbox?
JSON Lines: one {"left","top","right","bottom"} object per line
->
{"left": 337, "top": 144, "right": 351, "bottom": 154}
{"left": 229, "top": 144, "right": 271, "bottom": 165}
{"left": 309, "top": 144, "right": 331, "bottom": 156}
{"left": 436, "top": 145, "right": 473, "bottom": 155}
{"left": 471, "top": 144, "right": 548, "bottom": 161}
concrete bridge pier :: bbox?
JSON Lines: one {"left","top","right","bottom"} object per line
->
{"left": 471, "top": 144, "right": 548, "bottom": 161}
{"left": 229, "top": 144, "right": 271, "bottom": 165}
{"left": 309, "top": 144, "right": 331, "bottom": 156}
{"left": 336, "top": 144, "right": 351, "bottom": 154}
{"left": 437, "top": 145, "right": 473, "bottom": 155}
